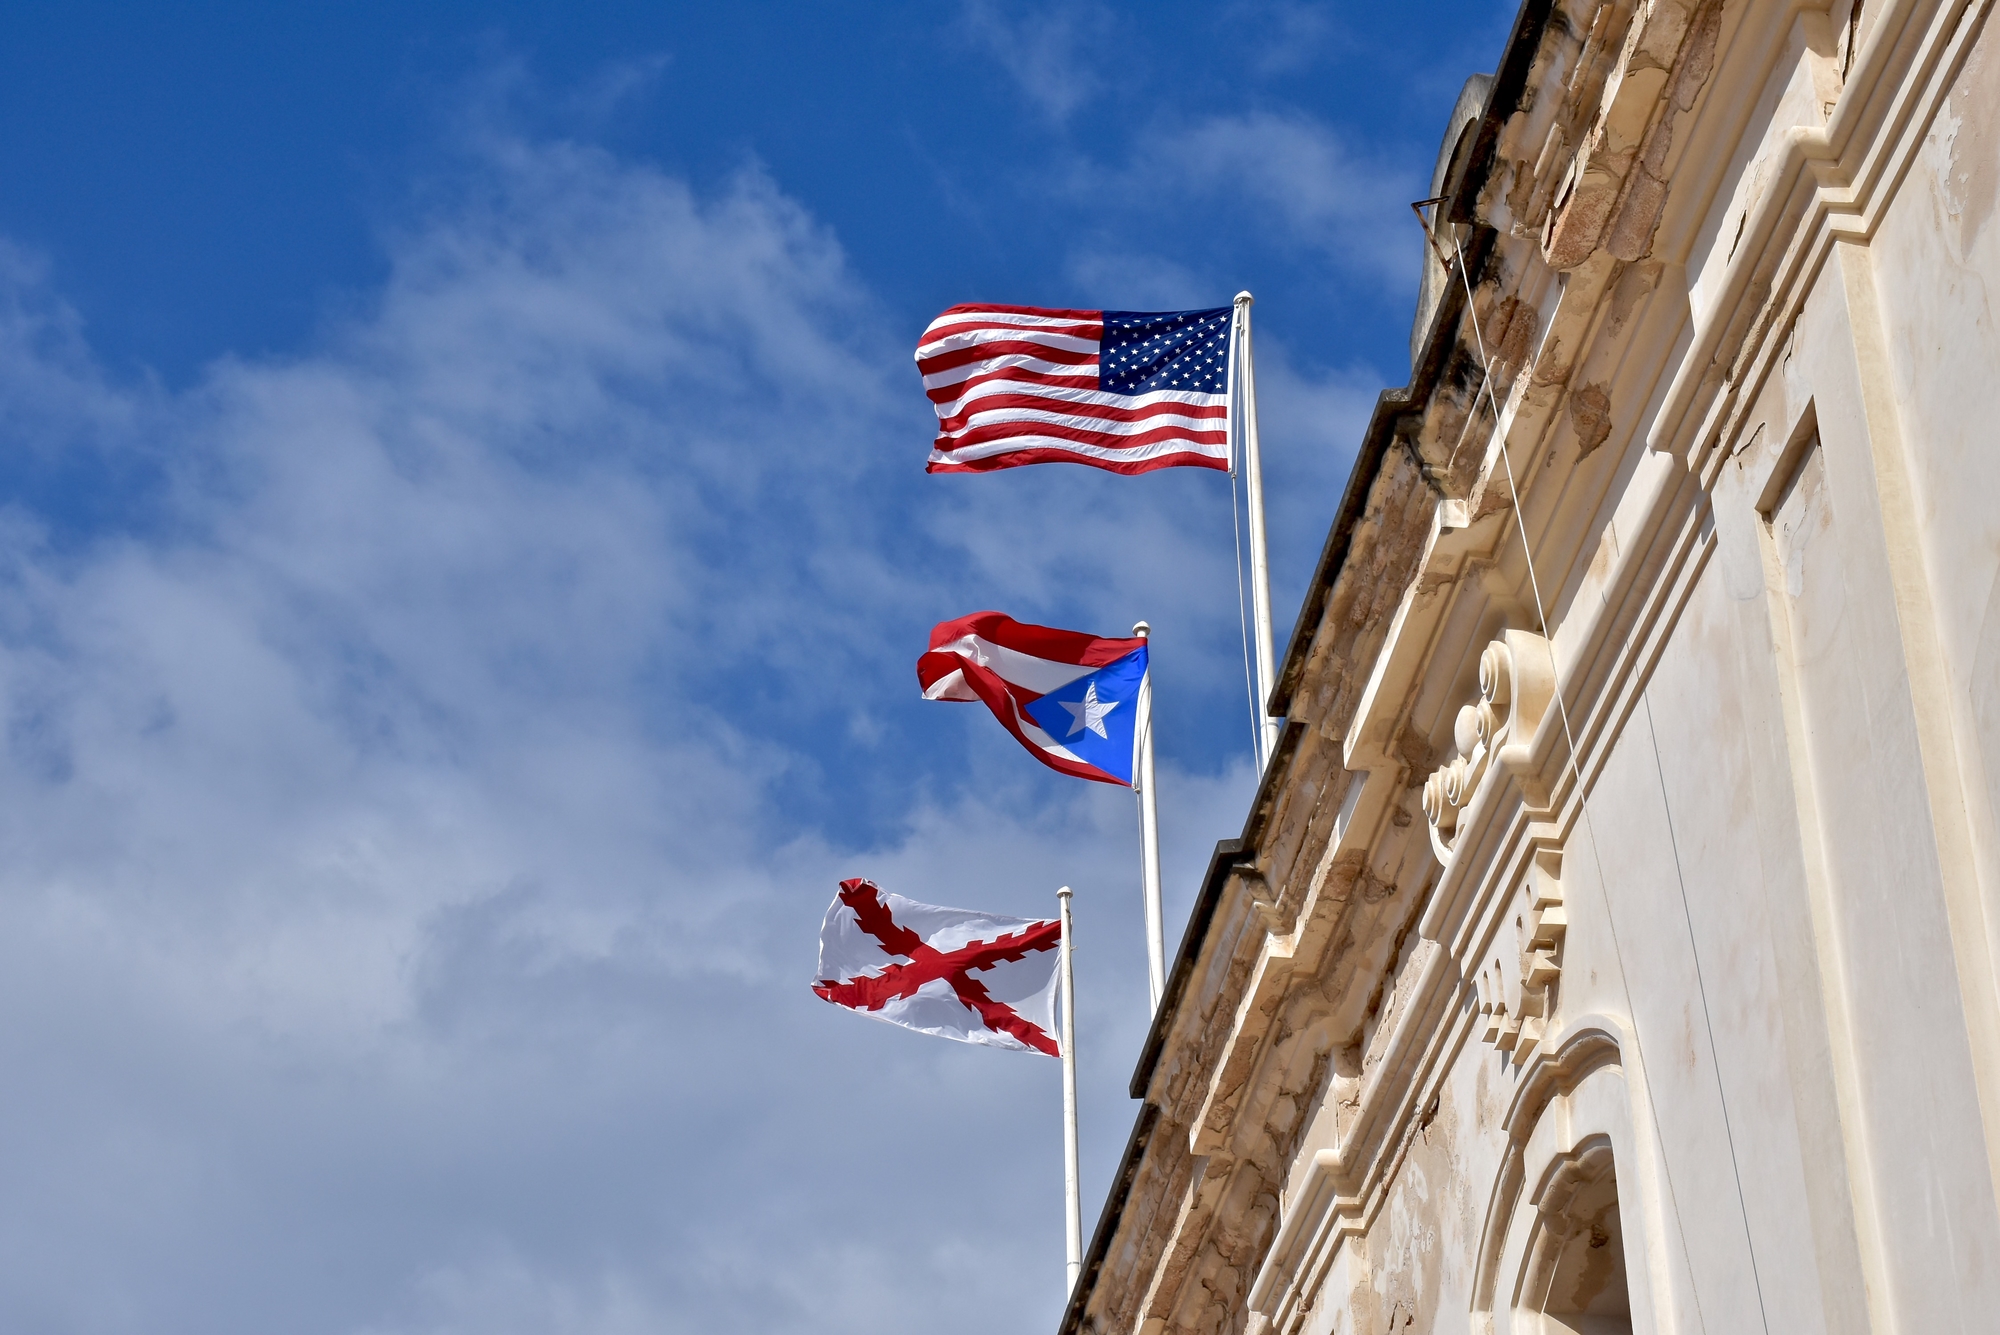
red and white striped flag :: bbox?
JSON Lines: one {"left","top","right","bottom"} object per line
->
{"left": 915, "top": 303, "right": 1232, "bottom": 474}
{"left": 918, "top": 611, "right": 1147, "bottom": 788}
{"left": 812, "top": 879, "right": 1062, "bottom": 1055}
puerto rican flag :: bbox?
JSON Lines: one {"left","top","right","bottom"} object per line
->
{"left": 916, "top": 304, "right": 1232, "bottom": 474}
{"left": 918, "top": 611, "right": 1148, "bottom": 787}
{"left": 813, "top": 879, "right": 1062, "bottom": 1055}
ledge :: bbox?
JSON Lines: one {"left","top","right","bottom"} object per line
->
{"left": 1055, "top": 1102, "right": 1160, "bottom": 1335}
{"left": 1128, "top": 718, "right": 1306, "bottom": 1102}
{"left": 1268, "top": 0, "right": 1559, "bottom": 721}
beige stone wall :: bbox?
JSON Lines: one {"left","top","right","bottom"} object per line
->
{"left": 1060, "top": 1, "right": 2000, "bottom": 1332}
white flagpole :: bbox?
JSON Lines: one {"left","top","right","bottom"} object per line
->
{"left": 1132, "top": 622, "right": 1165, "bottom": 1012}
{"left": 1057, "top": 885, "right": 1082, "bottom": 1296}
{"left": 1234, "top": 292, "right": 1281, "bottom": 768}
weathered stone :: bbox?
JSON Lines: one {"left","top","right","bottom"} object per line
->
{"left": 1568, "top": 382, "right": 1615, "bottom": 456}
{"left": 1061, "top": 3, "right": 2000, "bottom": 1334}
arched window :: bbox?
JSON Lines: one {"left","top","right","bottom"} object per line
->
{"left": 1472, "top": 1030, "right": 1649, "bottom": 1334}
{"left": 1519, "top": 1137, "right": 1632, "bottom": 1333}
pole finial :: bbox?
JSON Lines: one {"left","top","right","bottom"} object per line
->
{"left": 1057, "top": 885, "right": 1073, "bottom": 901}
{"left": 1133, "top": 620, "right": 1151, "bottom": 638}
{"left": 1234, "top": 290, "right": 1254, "bottom": 306}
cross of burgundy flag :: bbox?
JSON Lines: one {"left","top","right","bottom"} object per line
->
{"left": 918, "top": 611, "right": 1148, "bottom": 786}
{"left": 916, "top": 304, "right": 1232, "bottom": 474}
{"left": 813, "top": 879, "right": 1063, "bottom": 1055}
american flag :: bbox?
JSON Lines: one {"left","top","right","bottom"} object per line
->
{"left": 915, "top": 304, "right": 1233, "bottom": 474}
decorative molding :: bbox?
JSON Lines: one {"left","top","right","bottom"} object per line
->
{"left": 1421, "top": 629, "right": 1557, "bottom": 864}
{"left": 1472, "top": 845, "right": 1567, "bottom": 1065}
{"left": 1469, "top": 1025, "right": 1632, "bottom": 1326}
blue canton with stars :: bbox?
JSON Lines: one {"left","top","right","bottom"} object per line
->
{"left": 1099, "top": 307, "right": 1233, "bottom": 395}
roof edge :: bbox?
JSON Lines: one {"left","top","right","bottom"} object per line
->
{"left": 1128, "top": 719, "right": 1305, "bottom": 1100}
{"left": 1267, "top": 0, "right": 1557, "bottom": 720}
{"left": 1056, "top": 1102, "right": 1162, "bottom": 1335}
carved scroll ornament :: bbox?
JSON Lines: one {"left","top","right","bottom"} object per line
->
{"left": 1421, "top": 629, "right": 1556, "bottom": 864}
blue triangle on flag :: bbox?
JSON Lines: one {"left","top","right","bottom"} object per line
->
{"left": 1023, "top": 647, "right": 1148, "bottom": 785}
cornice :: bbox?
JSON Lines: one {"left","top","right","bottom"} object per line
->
{"left": 1126, "top": 720, "right": 1306, "bottom": 1102}
{"left": 1254, "top": 440, "right": 1725, "bottom": 1329}
{"left": 1054, "top": 0, "right": 1991, "bottom": 1330}
{"left": 1651, "top": 0, "right": 1985, "bottom": 472}
{"left": 1056, "top": 1103, "right": 1161, "bottom": 1335}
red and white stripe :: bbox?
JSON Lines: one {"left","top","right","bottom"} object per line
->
{"left": 915, "top": 304, "right": 1230, "bottom": 474}
{"left": 917, "top": 611, "right": 1145, "bottom": 787}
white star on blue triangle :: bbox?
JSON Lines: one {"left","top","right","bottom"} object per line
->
{"left": 1024, "top": 647, "right": 1149, "bottom": 785}
{"left": 1060, "top": 681, "right": 1119, "bottom": 739}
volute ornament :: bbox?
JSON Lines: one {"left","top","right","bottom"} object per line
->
{"left": 1421, "top": 629, "right": 1556, "bottom": 864}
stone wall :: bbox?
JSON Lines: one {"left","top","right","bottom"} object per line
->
{"left": 1060, "top": 0, "right": 2000, "bottom": 1331}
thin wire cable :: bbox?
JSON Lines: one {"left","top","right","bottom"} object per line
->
{"left": 1451, "top": 234, "right": 1721, "bottom": 1335}
{"left": 1134, "top": 745, "right": 1147, "bottom": 858}
{"left": 1229, "top": 351, "right": 1264, "bottom": 770}
{"left": 1643, "top": 693, "right": 1774, "bottom": 1333}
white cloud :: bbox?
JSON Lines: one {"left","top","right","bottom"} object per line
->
{"left": 1063, "top": 249, "right": 1212, "bottom": 310}
{"left": 1174, "top": 113, "right": 1417, "bottom": 278}
{"left": 1226, "top": 0, "right": 1341, "bottom": 75}
{"left": 1028, "top": 110, "right": 1423, "bottom": 352}
{"left": 0, "top": 119, "right": 1285, "bottom": 1334}
{"left": 957, "top": 0, "right": 1113, "bottom": 124}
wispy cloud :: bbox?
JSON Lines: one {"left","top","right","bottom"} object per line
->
{"left": 1131, "top": 111, "right": 1420, "bottom": 281}
{"left": 1063, "top": 249, "right": 1211, "bottom": 310}
{"left": 956, "top": 0, "right": 1114, "bottom": 124}
{"left": 0, "top": 110, "right": 1286, "bottom": 1335}
{"left": 1226, "top": 0, "right": 1341, "bottom": 75}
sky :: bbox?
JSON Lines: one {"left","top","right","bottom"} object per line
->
{"left": 0, "top": 3, "right": 1515, "bottom": 1332}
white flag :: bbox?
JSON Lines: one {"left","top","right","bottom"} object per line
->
{"left": 812, "top": 878, "right": 1062, "bottom": 1055}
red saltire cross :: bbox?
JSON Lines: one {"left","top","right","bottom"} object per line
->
{"left": 812, "top": 878, "right": 1062, "bottom": 1056}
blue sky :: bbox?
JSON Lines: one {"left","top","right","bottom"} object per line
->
{"left": 0, "top": 3, "right": 1511, "bottom": 1331}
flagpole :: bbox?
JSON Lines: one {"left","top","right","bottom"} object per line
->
{"left": 1057, "top": 885, "right": 1082, "bottom": 1296}
{"left": 1132, "top": 622, "right": 1165, "bottom": 1012}
{"left": 1234, "top": 293, "right": 1281, "bottom": 768}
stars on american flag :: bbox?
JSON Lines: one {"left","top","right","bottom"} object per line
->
{"left": 915, "top": 302, "right": 1233, "bottom": 474}
{"left": 1100, "top": 307, "right": 1232, "bottom": 395}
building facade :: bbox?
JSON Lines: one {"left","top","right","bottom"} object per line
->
{"left": 1062, "top": 0, "right": 2000, "bottom": 1330}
